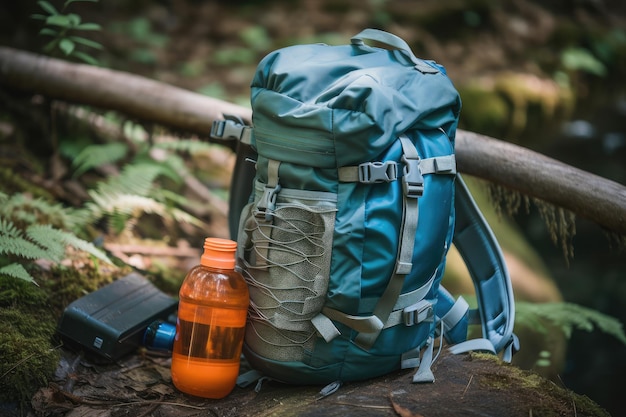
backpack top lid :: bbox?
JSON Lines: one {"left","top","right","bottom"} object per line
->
{"left": 249, "top": 33, "right": 462, "bottom": 169}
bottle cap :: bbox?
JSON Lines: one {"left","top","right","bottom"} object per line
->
{"left": 143, "top": 320, "right": 176, "bottom": 351}
{"left": 200, "top": 237, "right": 237, "bottom": 269}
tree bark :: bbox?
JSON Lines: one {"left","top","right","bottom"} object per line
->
{"left": 32, "top": 348, "right": 609, "bottom": 417}
{"left": 455, "top": 130, "right": 626, "bottom": 236}
{"left": 1, "top": 46, "right": 624, "bottom": 235}
{"left": 0, "top": 46, "right": 251, "bottom": 136}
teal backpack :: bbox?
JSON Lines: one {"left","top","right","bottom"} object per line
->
{"left": 211, "top": 29, "right": 518, "bottom": 385}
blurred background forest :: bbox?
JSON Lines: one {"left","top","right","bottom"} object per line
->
{"left": 1, "top": 0, "right": 625, "bottom": 415}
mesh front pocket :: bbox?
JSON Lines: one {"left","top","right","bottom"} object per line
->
{"left": 238, "top": 185, "right": 336, "bottom": 362}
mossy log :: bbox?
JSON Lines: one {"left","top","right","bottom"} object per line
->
{"left": 1, "top": 46, "right": 625, "bottom": 236}
{"left": 31, "top": 348, "right": 608, "bottom": 417}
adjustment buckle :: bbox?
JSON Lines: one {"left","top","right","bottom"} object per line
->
{"left": 402, "top": 155, "right": 424, "bottom": 198}
{"left": 210, "top": 115, "right": 251, "bottom": 144}
{"left": 403, "top": 300, "right": 434, "bottom": 326}
{"left": 255, "top": 183, "right": 282, "bottom": 222}
{"left": 358, "top": 161, "right": 398, "bottom": 184}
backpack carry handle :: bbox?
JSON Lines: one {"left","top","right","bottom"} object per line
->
{"left": 351, "top": 29, "right": 440, "bottom": 73}
{"left": 351, "top": 28, "right": 415, "bottom": 58}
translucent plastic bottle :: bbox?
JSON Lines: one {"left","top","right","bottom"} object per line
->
{"left": 171, "top": 237, "right": 249, "bottom": 399}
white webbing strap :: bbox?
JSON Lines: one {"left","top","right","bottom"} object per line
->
{"left": 252, "top": 159, "right": 281, "bottom": 267}
{"left": 441, "top": 296, "right": 470, "bottom": 332}
{"left": 401, "top": 346, "right": 422, "bottom": 369}
{"left": 395, "top": 135, "right": 421, "bottom": 274}
{"left": 353, "top": 135, "right": 422, "bottom": 350}
{"left": 337, "top": 155, "right": 456, "bottom": 183}
{"left": 312, "top": 272, "right": 436, "bottom": 343}
{"left": 412, "top": 337, "right": 435, "bottom": 383}
{"left": 448, "top": 338, "right": 496, "bottom": 355}
{"left": 311, "top": 313, "right": 341, "bottom": 343}
{"left": 320, "top": 307, "right": 384, "bottom": 334}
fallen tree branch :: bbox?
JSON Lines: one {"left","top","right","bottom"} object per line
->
{"left": 0, "top": 46, "right": 251, "bottom": 137}
{"left": 1, "top": 46, "right": 624, "bottom": 235}
{"left": 456, "top": 130, "right": 626, "bottom": 236}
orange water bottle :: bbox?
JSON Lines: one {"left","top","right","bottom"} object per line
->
{"left": 171, "top": 237, "right": 249, "bottom": 398}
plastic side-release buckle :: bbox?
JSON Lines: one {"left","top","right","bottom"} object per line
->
{"left": 210, "top": 115, "right": 251, "bottom": 145}
{"left": 358, "top": 161, "right": 398, "bottom": 183}
{"left": 401, "top": 155, "right": 424, "bottom": 198}
{"left": 403, "top": 299, "right": 434, "bottom": 326}
{"left": 255, "top": 183, "right": 282, "bottom": 222}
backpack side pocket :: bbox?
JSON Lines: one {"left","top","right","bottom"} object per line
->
{"left": 238, "top": 182, "right": 337, "bottom": 363}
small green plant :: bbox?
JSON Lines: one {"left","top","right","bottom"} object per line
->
{"left": 0, "top": 193, "right": 112, "bottom": 284}
{"left": 560, "top": 47, "right": 607, "bottom": 77}
{"left": 63, "top": 125, "right": 210, "bottom": 236}
{"left": 516, "top": 301, "right": 626, "bottom": 344}
{"left": 31, "top": 0, "right": 103, "bottom": 65}
{"left": 506, "top": 301, "right": 626, "bottom": 373}
{"left": 77, "top": 160, "right": 205, "bottom": 235}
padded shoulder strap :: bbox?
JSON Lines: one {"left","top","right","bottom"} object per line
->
{"left": 452, "top": 175, "right": 518, "bottom": 359}
{"left": 210, "top": 116, "right": 256, "bottom": 240}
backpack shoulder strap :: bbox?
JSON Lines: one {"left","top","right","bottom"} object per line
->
{"left": 210, "top": 116, "right": 256, "bottom": 240}
{"left": 449, "top": 174, "right": 519, "bottom": 361}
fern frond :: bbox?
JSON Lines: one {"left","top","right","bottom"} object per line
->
{"left": 72, "top": 142, "right": 129, "bottom": 177}
{"left": 134, "top": 152, "right": 184, "bottom": 184}
{"left": 26, "top": 224, "right": 111, "bottom": 264}
{"left": 0, "top": 193, "right": 80, "bottom": 231}
{"left": 0, "top": 218, "right": 22, "bottom": 238}
{"left": 97, "top": 163, "right": 162, "bottom": 197}
{"left": 160, "top": 152, "right": 187, "bottom": 184}
{"left": 0, "top": 263, "right": 36, "bottom": 284}
{"left": 84, "top": 192, "right": 206, "bottom": 233}
{"left": 516, "top": 301, "right": 626, "bottom": 345}
{"left": 79, "top": 163, "right": 163, "bottom": 224}
{"left": 93, "top": 193, "right": 166, "bottom": 216}
{"left": 169, "top": 207, "right": 207, "bottom": 228}
{"left": 0, "top": 219, "right": 51, "bottom": 261}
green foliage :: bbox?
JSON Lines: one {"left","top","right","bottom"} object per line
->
{"left": 561, "top": 47, "right": 607, "bottom": 76}
{"left": 196, "top": 82, "right": 228, "bottom": 99}
{"left": 0, "top": 216, "right": 112, "bottom": 284}
{"left": 534, "top": 350, "right": 552, "bottom": 368}
{"left": 72, "top": 142, "right": 129, "bottom": 177}
{"left": 458, "top": 85, "right": 510, "bottom": 136}
{"left": 240, "top": 25, "right": 272, "bottom": 53}
{"left": 0, "top": 263, "right": 36, "bottom": 284}
{"left": 110, "top": 17, "right": 169, "bottom": 47}
{"left": 54, "top": 115, "right": 212, "bottom": 237}
{"left": 213, "top": 46, "right": 256, "bottom": 66}
{"left": 213, "top": 25, "right": 272, "bottom": 66}
{"left": 0, "top": 191, "right": 78, "bottom": 231}
{"left": 0, "top": 276, "right": 62, "bottom": 407}
{"left": 0, "top": 192, "right": 112, "bottom": 284}
{"left": 154, "top": 138, "right": 216, "bottom": 155}
{"left": 72, "top": 142, "right": 206, "bottom": 235}
{"left": 516, "top": 301, "right": 626, "bottom": 345}
{"left": 31, "top": 0, "right": 103, "bottom": 65}
{"left": 0, "top": 308, "right": 60, "bottom": 406}
{"left": 107, "top": 17, "right": 169, "bottom": 65}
